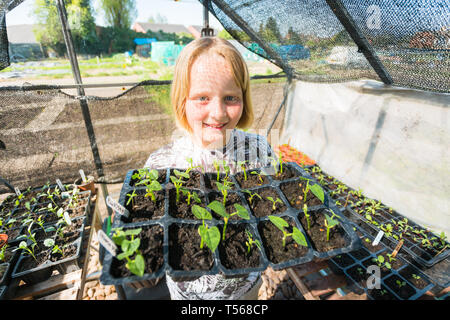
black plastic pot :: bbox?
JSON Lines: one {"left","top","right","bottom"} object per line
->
{"left": 100, "top": 162, "right": 361, "bottom": 286}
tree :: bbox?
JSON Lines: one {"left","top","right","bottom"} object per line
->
{"left": 148, "top": 13, "right": 168, "bottom": 24}
{"left": 32, "top": 0, "right": 98, "bottom": 56}
{"left": 99, "top": 0, "right": 137, "bottom": 30}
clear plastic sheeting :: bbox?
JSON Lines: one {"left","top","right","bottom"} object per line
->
{"left": 281, "top": 79, "right": 450, "bottom": 236}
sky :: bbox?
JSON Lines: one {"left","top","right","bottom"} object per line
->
{"left": 5, "top": 0, "right": 224, "bottom": 29}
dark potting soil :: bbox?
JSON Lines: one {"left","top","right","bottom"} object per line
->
{"left": 49, "top": 243, "right": 78, "bottom": 263}
{"left": 170, "top": 169, "right": 203, "bottom": 189}
{"left": 17, "top": 251, "right": 50, "bottom": 273}
{"left": 346, "top": 264, "right": 370, "bottom": 288}
{"left": 280, "top": 180, "right": 324, "bottom": 209}
{"left": 234, "top": 171, "right": 269, "bottom": 189}
{"left": 130, "top": 169, "right": 167, "bottom": 187}
{"left": 168, "top": 224, "right": 214, "bottom": 271}
{"left": 270, "top": 165, "right": 298, "bottom": 181}
{"left": 361, "top": 258, "right": 393, "bottom": 279}
{"left": 367, "top": 285, "right": 398, "bottom": 300}
{"left": 257, "top": 218, "right": 308, "bottom": 264}
{"left": 331, "top": 253, "right": 355, "bottom": 268}
{"left": 168, "top": 188, "right": 206, "bottom": 219}
{"left": 123, "top": 191, "right": 165, "bottom": 223}
{"left": 349, "top": 247, "right": 372, "bottom": 261}
{"left": 398, "top": 266, "right": 430, "bottom": 290}
{"left": 298, "top": 209, "right": 350, "bottom": 252}
{"left": 56, "top": 230, "right": 81, "bottom": 244}
{"left": 218, "top": 224, "right": 262, "bottom": 270}
{"left": 244, "top": 187, "right": 287, "bottom": 218}
{"left": 111, "top": 225, "right": 164, "bottom": 278}
{"left": 4, "top": 227, "right": 21, "bottom": 242}
{"left": 67, "top": 206, "right": 86, "bottom": 219}
{"left": 33, "top": 228, "right": 57, "bottom": 242}
{"left": 208, "top": 192, "right": 249, "bottom": 221}
{"left": 384, "top": 274, "right": 416, "bottom": 299}
{"left": 204, "top": 173, "right": 237, "bottom": 191}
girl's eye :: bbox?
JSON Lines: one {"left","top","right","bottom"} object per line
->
{"left": 225, "top": 96, "right": 239, "bottom": 103}
{"left": 198, "top": 96, "right": 208, "bottom": 102}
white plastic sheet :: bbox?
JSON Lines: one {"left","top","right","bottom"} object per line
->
{"left": 281, "top": 79, "right": 450, "bottom": 236}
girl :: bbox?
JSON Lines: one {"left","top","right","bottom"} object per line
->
{"left": 144, "top": 37, "right": 275, "bottom": 299}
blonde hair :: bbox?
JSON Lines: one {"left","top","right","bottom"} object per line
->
{"left": 171, "top": 37, "right": 254, "bottom": 132}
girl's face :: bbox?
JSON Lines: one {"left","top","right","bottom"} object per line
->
{"left": 185, "top": 52, "right": 244, "bottom": 149}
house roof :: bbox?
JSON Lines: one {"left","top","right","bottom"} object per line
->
{"left": 133, "top": 22, "right": 191, "bottom": 34}
{"left": 6, "top": 24, "right": 39, "bottom": 44}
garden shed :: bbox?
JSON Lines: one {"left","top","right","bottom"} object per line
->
{"left": 0, "top": 0, "right": 448, "bottom": 301}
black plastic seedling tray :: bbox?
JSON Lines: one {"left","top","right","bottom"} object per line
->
{"left": 328, "top": 232, "right": 436, "bottom": 300}
{"left": 10, "top": 215, "right": 87, "bottom": 285}
{"left": 100, "top": 162, "right": 361, "bottom": 287}
{"left": 303, "top": 166, "right": 450, "bottom": 269}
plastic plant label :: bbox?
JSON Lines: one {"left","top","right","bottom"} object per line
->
{"left": 63, "top": 211, "right": 72, "bottom": 226}
{"left": 106, "top": 196, "right": 129, "bottom": 218}
{"left": 97, "top": 229, "right": 117, "bottom": 257}
{"left": 372, "top": 230, "right": 384, "bottom": 246}
{"left": 14, "top": 187, "right": 21, "bottom": 196}
{"left": 391, "top": 239, "right": 404, "bottom": 258}
{"left": 79, "top": 169, "right": 87, "bottom": 183}
{"left": 56, "top": 179, "right": 65, "bottom": 191}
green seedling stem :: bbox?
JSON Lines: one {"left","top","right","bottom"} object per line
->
{"left": 112, "top": 227, "right": 145, "bottom": 277}
{"left": 126, "top": 189, "right": 137, "bottom": 207}
{"left": 250, "top": 171, "right": 264, "bottom": 185}
{"left": 266, "top": 196, "right": 283, "bottom": 211}
{"left": 243, "top": 189, "right": 262, "bottom": 205}
{"left": 44, "top": 238, "right": 64, "bottom": 256}
{"left": 303, "top": 204, "right": 311, "bottom": 231}
{"left": 181, "top": 188, "right": 201, "bottom": 206}
{"left": 191, "top": 205, "right": 220, "bottom": 252}
{"left": 237, "top": 160, "right": 248, "bottom": 181}
{"left": 145, "top": 180, "right": 162, "bottom": 203}
{"left": 208, "top": 201, "right": 250, "bottom": 241}
{"left": 215, "top": 180, "right": 234, "bottom": 207}
{"left": 213, "top": 160, "right": 221, "bottom": 182}
{"left": 245, "top": 229, "right": 262, "bottom": 254}
{"left": 324, "top": 213, "right": 340, "bottom": 242}
{"left": 268, "top": 215, "right": 308, "bottom": 248}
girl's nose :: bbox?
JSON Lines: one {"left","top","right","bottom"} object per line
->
{"left": 209, "top": 97, "right": 228, "bottom": 121}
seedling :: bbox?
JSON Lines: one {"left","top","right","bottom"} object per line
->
{"left": 266, "top": 196, "right": 283, "bottom": 211}
{"left": 268, "top": 215, "right": 307, "bottom": 248}
{"left": 299, "top": 177, "right": 325, "bottom": 204}
{"left": 396, "top": 280, "right": 406, "bottom": 288}
{"left": 213, "top": 160, "right": 221, "bottom": 182}
{"left": 324, "top": 213, "right": 340, "bottom": 242}
{"left": 242, "top": 189, "right": 262, "bottom": 206}
{"left": 303, "top": 204, "right": 311, "bottom": 231}
{"left": 245, "top": 229, "right": 262, "bottom": 255}
{"left": 215, "top": 180, "right": 234, "bottom": 206}
{"left": 191, "top": 205, "right": 220, "bottom": 252}
{"left": 269, "top": 152, "right": 284, "bottom": 177}
{"left": 237, "top": 160, "right": 248, "bottom": 181}
{"left": 180, "top": 188, "right": 201, "bottom": 206}
{"left": 44, "top": 238, "right": 64, "bottom": 257}
{"left": 112, "top": 227, "right": 145, "bottom": 277}
{"left": 170, "top": 170, "right": 188, "bottom": 203}
{"left": 14, "top": 241, "right": 37, "bottom": 261}
{"left": 134, "top": 168, "right": 159, "bottom": 185}
{"left": 126, "top": 189, "right": 138, "bottom": 207}
{"left": 250, "top": 170, "right": 264, "bottom": 185}
{"left": 207, "top": 200, "right": 250, "bottom": 240}
{"left": 144, "top": 180, "right": 162, "bottom": 203}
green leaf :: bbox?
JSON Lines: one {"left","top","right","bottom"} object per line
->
{"left": 44, "top": 238, "right": 55, "bottom": 247}
{"left": 123, "top": 228, "right": 142, "bottom": 237}
{"left": 127, "top": 253, "right": 145, "bottom": 277}
{"left": 149, "top": 180, "right": 162, "bottom": 191}
{"left": 268, "top": 215, "right": 289, "bottom": 232}
{"left": 325, "top": 214, "right": 339, "bottom": 228}
{"left": 148, "top": 169, "right": 159, "bottom": 181}
{"left": 192, "top": 205, "right": 212, "bottom": 220}
{"left": 174, "top": 169, "right": 189, "bottom": 179}
{"left": 207, "top": 200, "right": 229, "bottom": 218}
{"left": 234, "top": 204, "right": 250, "bottom": 220}
{"left": 292, "top": 227, "right": 308, "bottom": 247}
{"left": 204, "top": 226, "right": 221, "bottom": 253}
{"left": 310, "top": 184, "right": 324, "bottom": 203}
